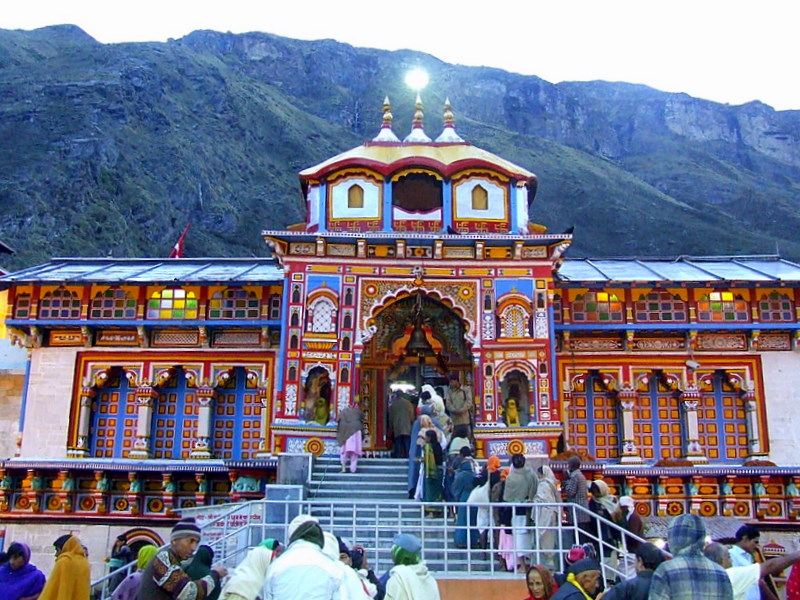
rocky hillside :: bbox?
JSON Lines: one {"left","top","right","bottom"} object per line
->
{"left": 0, "top": 25, "right": 798, "bottom": 270}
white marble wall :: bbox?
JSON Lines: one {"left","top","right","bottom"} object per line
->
{"left": 762, "top": 352, "right": 800, "bottom": 465}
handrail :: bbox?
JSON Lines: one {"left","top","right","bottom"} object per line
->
{"left": 91, "top": 498, "right": 653, "bottom": 599}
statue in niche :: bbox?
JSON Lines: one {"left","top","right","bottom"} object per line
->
{"left": 304, "top": 369, "right": 332, "bottom": 425}
{"left": 504, "top": 397, "right": 521, "bottom": 427}
{"left": 501, "top": 380, "right": 528, "bottom": 427}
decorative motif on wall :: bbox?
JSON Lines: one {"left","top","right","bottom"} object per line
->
{"left": 633, "top": 338, "right": 685, "bottom": 351}
{"left": 758, "top": 333, "right": 791, "bottom": 351}
{"left": 568, "top": 338, "right": 623, "bottom": 351}
{"left": 697, "top": 334, "right": 747, "bottom": 350}
{"left": 290, "top": 243, "right": 315, "bottom": 255}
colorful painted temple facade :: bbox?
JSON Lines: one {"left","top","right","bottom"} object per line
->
{"left": 1, "top": 97, "right": 800, "bottom": 530}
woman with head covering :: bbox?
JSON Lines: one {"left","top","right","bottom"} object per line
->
{"left": 452, "top": 460, "right": 478, "bottom": 548}
{"left": 322, "top": 532, "right": 372, "bottom": 600}
{"left": 524, "top": 564, "right": 559, "bottom": 600}
{"left": 350, "top": 545, "right": 383, "bottom": 600}
{"left": 588, "top": 479, "right": 622, "bottom": 561}
{"left": 533, "top": 465, "right": 560, "bottom": 568}
{"left": 111, "top": 544, "right": 158, "bottom": 600}
{"left": 184, "top": 545, "right": 221, "bottom": 600}
{"left": 39, "top": 535, "right": 91, "bottom": 600}
{"left": 406, "top": 401, "right": 444, "bottom": 499}
{"left": 550, "top": 559, "right": 601, "bottom": 600}
{"left": 337, "top": 399, "right": 364, "bottom": 474}
{"left": 220, "top": 540, "right": 280, "bottom": 600}
{"left": 502, "top": 454, "right": 538, "bottom": 572}
{"left": 420, "top": 429, "right": 444, "bottom": 514}
{"left": 107, "top": 534, "right": 133, "bottom": 592}
{"left": 0, "top": 541, "right": 46, "bottom": 600}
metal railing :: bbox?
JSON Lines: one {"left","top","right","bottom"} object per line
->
{"left": 91, "top": 498, "right": 649, "bottom": 598}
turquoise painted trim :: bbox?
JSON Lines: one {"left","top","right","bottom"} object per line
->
{"left": 508, "top": 182, "right": 518, "bottom": 233}
{"left": 317, "top": 182, "right": 328, "bottom": 233}
{"left": 6, "top": 319, "right": 282, "bottom": 327}
{"left": 382, "top": 178, "right": 393, "bottom": 231}
{"left": 275, "top": 282, "right": 291, "bottom": 393}
{"left": 549, "top": 303, "right": 559, "bottom": 414}
{"left": 19, "top": 353, "right": 31, "bottom": 432}
{"left": 442, "top": 180, "right": 453, "bottom": 232}
{"left": 556, "top": 322, "right": 798, "bottom": 331}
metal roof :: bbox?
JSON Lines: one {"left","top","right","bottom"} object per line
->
{"left": 557, "top": 256, "right": 800, "bottom": 284}
{"left": 0, "top": 258, "right": 284, "bottom": 286}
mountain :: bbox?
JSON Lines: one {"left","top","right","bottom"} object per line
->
{"left": 0, "top": 25, "right": 798, "bottom": 270}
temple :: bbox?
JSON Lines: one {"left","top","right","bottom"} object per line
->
{"left": 1, "top": 96, "right": 800, "bottom": 557}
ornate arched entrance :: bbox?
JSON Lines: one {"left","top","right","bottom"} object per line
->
{"left": 358, "top": 292, "right": 473, "bottom": 450}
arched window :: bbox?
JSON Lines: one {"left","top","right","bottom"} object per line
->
{"left": 290, "top": 310, "right": 300, "bottom": 327}
{"left": 344, "top": 289, "right": 353, "bottom": 305}
{"left": 147, "top": 288, "right": 198, "bottom": 319}
{"left": 758, "top": 292, "right": 793, "bottom": 322}
{"left": 342, "top": 336, "right": 351, "bottom": 351}
{"left": 90, "top": 288, "right": 137, "bottom": 319}
{"left": 340, "top": 367, "right": 349, "bottom": 383}
{"left": 290, "top": 334, "right": 299, "bottom": 349}
{"left": 483, "top": 293, "right": 493, "bottom": 311}
{"left": 571, "top": 291, "right": 624, "bottom": 323}
{"left": 269, "top": 294, "right": 282, "bottom": 320}
{"left": 697, "top": 292, "right": 749, "bottom": 322}
{"left": 471, "top": 185, "right": 488, "bottom": 210}
{"left": 307, "top": 297, "right": 336, "bottom": 333}
{"left": 208, "top": 288, "right": 260, "bottom": 319}
{"left": 291, "top": 285, "right": 301, "bottom": 304}
{"left": 343, "top": 313, "right": 352, "bottom": 329}
{"left": 348, "top": 184, "right": 364, "bottom": 209}
{"left": 39, "top": 288, "right": 81, "bottom": 319}
{"left": 288, "top": 366, "right": 297, "bottom": 381}
{"left": 634, "top": 290, "right": 687, "bottom": 323}
{"left": 500, "top": 305, "right": 528, "bottom": 338}
{"left": 13, "top": 293, "right": 31, "bottom": 319}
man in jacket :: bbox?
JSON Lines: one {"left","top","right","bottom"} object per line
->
{"left": 562, "top": 456, "right": 590, "bottom": 546}
{"left": 388, "top": 393, "right": 415, "bottom": 459}
{"left": 445, "top": 373, "right": 472, "bottom": 438}
{"left": 600, "top": 543, "right": 665, "bottom": 600}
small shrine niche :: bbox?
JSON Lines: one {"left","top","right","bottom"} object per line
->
{"left": 499, "top": 370, "right": 533, "bottom": 426}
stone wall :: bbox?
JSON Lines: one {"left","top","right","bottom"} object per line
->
{"left": 762, "top": 352, "right": 800, "bottom": 465}
{"left": 0, "top": 370, "right": 24, "bottom": 458}
{"left": 20, "top": 347, "right": 80, "bottom": 458}
{"left": 1, "top": 521, "right": 170, "bottom": 580}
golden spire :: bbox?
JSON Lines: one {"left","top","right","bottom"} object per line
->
{"left": 443, "top": 97, "right": 455, "bottom": 127}
{"left": 373, "top": 95, "right": 400, "bottom": 142}
{"left": 435, "top": 97, "right": 464, "bottom": 143}
{"left": 404, "top": 94, "right": 431, "bottom": 142}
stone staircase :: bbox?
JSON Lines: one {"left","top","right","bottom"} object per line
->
{"left": 306, "top": 456, "right": 498, "bottom": 573}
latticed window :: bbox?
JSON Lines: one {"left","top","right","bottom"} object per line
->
{"left": 208, "top": 288, "right": 260, "bottom": 319}
{"left": 634, "top": 290, "right": 687, "bottom": 322}
{"left": 90, "top": 288, "right": 137, "bottom": 319}
{"left": 697, "top": 291, "right": 749, "bottom": 322}
{"left": 552, "top": 294, "right": 563, "bottom": 324}
{"left": 146, "top": 288, "right": 198, "bottom": 319}
{"left": 269, "top": 294, "right": 281, "bottom": 320}
{"left": 571, "top": 291, "right": 624, "bottom": 323}
{"left": 471, "top": 185, "right": 488, "bottom": 210}
{"left": 308, "top": 297, "right": 336, "bottom": 333}
{"left": 758, "top": 292, "right": 793, "bottom": 322}
{"left": 13, "top": 293, "right": 32, "bottom": 318}
{"left": 39, "top": 288, "right": 81, "bottom": 319}
{"left": 500, "top": 305, "right": 527, "bottom": 338}
{"left": 348, "top": 184, "right": 364, "bottom": 209}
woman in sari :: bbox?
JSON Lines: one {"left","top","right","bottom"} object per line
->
{"left": 451, "top": 460, "right": 478, "bottom": 548}
{"left": 421, "top": 429, "right": 444, "bottom": 515}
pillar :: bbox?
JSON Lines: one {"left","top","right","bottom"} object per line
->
{"left": 681, "top": 390, "right": 707, "bottom": 463}
{"left": 618, "top": 390, "right": 643, "bottom": 464}
{"left": 130, "top": 386, "right": 158, "bottom": 459}
{"left": 70, "top": 387, "right": 96, "bottom": 458}
{"left": 190, "top": 387, "right": 216, "bottom": 459}
{"left": 255, "top": 387, "right": 272, "bottom": 458}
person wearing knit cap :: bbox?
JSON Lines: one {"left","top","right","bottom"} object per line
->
{"left": 111, "top": 544, "right": 158, "bottom": 600}
{"left": 0, "top": 541, "right": 46, "bottom": 600}
{"left": 549, "top": 558, "right": 601, "bottom": 600}
{"left": 137, "top": 517, "right": 227, "bottom": 600}
{"left": 263, "top": 516, "right": 343, "bottom": 600}
{"left": 381, "top": 533, "right": 440, "bottom": 600}
{"left": 39, "top": 535, "right": 91, "bottom": 600}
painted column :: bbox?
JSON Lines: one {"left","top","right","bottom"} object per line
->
{"left": 743, "top": 387, "right": 762, "bottom": 456}
{"left": 255, "top": 386, "right": 272, "bottom": 457}
{"left": 190, "top": 386, "right": 216, "bottom": 459}
{"left": 71, "top": 387, "right": 96, "bottom": 458}
{"left": 681, "top": 389, "right": 707, "bottom": 463}
{"left": 618, "top": 388, "right": 643, "bottom": 464}
{"left": 562, "top": 381, "right": 573, "bottom": 451}
{"left": 130, "top": 386, "right": 158, "bottom": 459}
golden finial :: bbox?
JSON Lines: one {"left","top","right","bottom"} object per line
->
{"left": 373, "top": 95, "right": 400, "bottom": 142}
{"left": 443, "top": 97, "right": 454, "bottom": 127}
{"left": 413, "top": 94, "right": 424, "bottom": 129}
{"left": 382, "top": 96, "right": 393, "bottom": 127}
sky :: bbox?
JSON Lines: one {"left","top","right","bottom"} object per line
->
{"left": 3, "top": 0, "right": 798, "bottom": 111}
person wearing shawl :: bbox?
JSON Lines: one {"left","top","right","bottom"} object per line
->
{"left": 350, "top": 545, "right": 384, "bottom": 600}
{"left": 549, "top": 559, "right": 601, "bottom": 600}
{"left": 588, "top": 479, "right": 622, "bottom": 561}
{"left": 39, "top": 535, "right": 91, "bottom": 600}
{"left": 533, "top": 465, "right": 560, "bottom": 568}
{"left": 320, "top": 532, "right": 372, "bottom": 600}
{"left": 0, "top": 541, "right": 46, "bottom": 600}
{"left": 384, "top": 533, "right": 440, "bottom": 600}
{"left": 406, "top": 397, "right": 444, "bottom": 498}
{"left": 263, "top": 514, "right": 343, "bottom": 600}
{"left": 420, "top": 429, "right": 445, "bottom": 512}
{"left": 112, "top": 544, "right": 159, "bottom": 600}
{"left": 184, "top": 546, "right": 221, "bottom": 600}
{"left": 524, "top": 564, "right": 559, "bottom": 600}
{"left": 470, "top": 455, "right": 501, "bottom": 550}
{"left": 501, "top": 453, "right": 538, "bottom": 571}
{"left": 648, "top": 513, "right": 733, "bottom": 600}
{"left": 220, "top": 539, "right": 280, "bottom": 600}
{"left": 138, "top": 517, "right": 226, "bottom": 600}
{"left": 452, "top": 459, "right": 478, "bottom": 548}
{"left": 337, "top": 400, "right": 364, "bottom": 473}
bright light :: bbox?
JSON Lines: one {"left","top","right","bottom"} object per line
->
{"left": 390, "top": 382, "right": 416, "bottom": 393}
{"left": 653, "top": 538, "right": 667, "bottom": 550}
{"left": 404, "top": 68, "right": 429, "bottom": 91}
